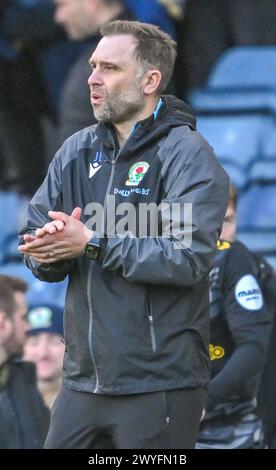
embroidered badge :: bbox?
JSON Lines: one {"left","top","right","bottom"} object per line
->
{"left": 125, "top": 162, "right": 149, "bottom": 186}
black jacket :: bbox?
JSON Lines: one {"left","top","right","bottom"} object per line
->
{"left": 0, "top": 359, "right": 49, "bottom": 449}
{"left": 19, "top": 96, "right": 229, "bottom": 395}
{"left": 207, "top": 240, "right": 272, "bottom": 417}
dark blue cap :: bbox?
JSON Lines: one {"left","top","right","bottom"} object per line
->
{"left": 27, "top": 305, "right": 64, "bottom": 337}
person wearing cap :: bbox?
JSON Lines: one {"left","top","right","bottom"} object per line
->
{"left": 24, "top": 305, "right": 65, "bottom": 409}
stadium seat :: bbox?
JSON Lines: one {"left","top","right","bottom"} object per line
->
{"left": 208, "top": 46, "right": 276, "bottom": 91}
{"left": 264, "top": 255, "right": 276, "bottom": 270}
{"left": 237, "top": 184, "right": 276, "bottom": 230}
{"left": 238, "top": 231, "right": 276, "bottom": 255}
{"left": 188, "top": 47, "right": 276, "bottom": 116}
{"left": 250, "top": 160, "right": 276, "bottom": 184}
{"left": 189, "top": 89, "right": 276, "bottom": 115}
{"left": 220, "top": 161, "right": 247, "bottom": 190}
{"left": 263, "top": 132, "right": 276, "bottom": 160}
{"left": 0, "top": 261, "right": 67, "bottom": 308}
{"left": 197, "top": 115, "right": 270, "bottom": 168}
{"left": 28, "top": 277, "right": 67, "bottom": 308}
{"left": 0, "top": 191, "right": 28, "bottom": 264}
{"left": 0, "top": 262, "right": 36, "bottom": 286}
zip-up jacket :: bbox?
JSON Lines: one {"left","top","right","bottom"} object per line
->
{"left": 206, "top": 240, "right": 272, "bottom": 417}
{"left": 19, "top": 95, "right": 229, "bottom": 395}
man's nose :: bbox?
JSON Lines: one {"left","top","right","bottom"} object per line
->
{"left": 36, "top": 337, "right": 51, "bottom": 357}
{"left": 88, "top": 69, "right": 103, "bottom": 86}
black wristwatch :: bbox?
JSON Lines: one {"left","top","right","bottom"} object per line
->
{"left": 84, "top": 235, "right": 101, "bottom": 260}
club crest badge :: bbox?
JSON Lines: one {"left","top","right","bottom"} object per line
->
{"left": 28, "top": 307, "right": 53, "bottom": 328}
{"left": 125, "top": 162, "right": 149, "bottom": 186}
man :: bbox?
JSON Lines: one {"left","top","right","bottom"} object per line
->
{"left": 0, "top": 275, "right": 49, "bottom": 449}
{"left": 197, "top": 187, "right": 273, "bottom": 448}
{"left": 54, "top": 0, "right": 129, "bottom": 144}
{"left": 24, "top": 304, "right": 65, "bottom": 409}
{"left": 221, "top": 185, "right": 276, "bottom": 448}
{"left": 19, "top": 20, "right": 229, "bottom": 449}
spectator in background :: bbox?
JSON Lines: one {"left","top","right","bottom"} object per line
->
{"left": 197, "top": 187, "right": 272, "bottom": 448}
{"left": 215, "top": 185, "right": 276, "bottom": 448}
{"left": 54, "top": 0, "right": 130, "bottom": 145}
{"left": 220, "top": 184, "right": 237, "bottom": 242}
{"left": 0, "top": 0, "right": 57, "bottom": 195}
{"left": 24, "top": 305, "right": 64, "bottom": 409}
{"left": 0, "top": 0, "right": 84, "bottom": 193}
{"left": 0, "top": 275, "right": 49, "bottom": 449}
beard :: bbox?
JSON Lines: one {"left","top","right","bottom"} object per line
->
{"left": 92, "top": 81, "right": 145, "bottom": 124}
{"left": 6, "top": 338, "right": 24, "bottom": 358}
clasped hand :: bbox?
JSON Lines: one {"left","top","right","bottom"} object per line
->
{"left": 18, "top": 208, "right": 93, "bottom": 264}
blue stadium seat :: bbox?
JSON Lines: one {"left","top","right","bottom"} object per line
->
{"left": 264, "top": 255, "right": 276, "bottom": 270}
{"left": 220, "top": 161, "right": 247, "bottom": 190}
{"left": 238, "top": 231, "right": 276, "bottom": 254}
{"left": 0, "top": 191, "right": 29, "bottom": 264}
{"left": 188, "top": 47, "right": 276, "bottom": 116}
{"left": 197, "top": 115, "right": 270, "bottom": 168}
{"left": 237, "top": 184, "right": 276, "bottom": 230}
{"left": 0, "top": 262, "right": 36, "bottom": 286}
{"left": 27, "top": 277, "right": 67, "bottom": 308}
{"left": 263, "top": 132, "right": 276, "bottom": 160}
{"left": 0, "top": 262, "right": 67, "bottom": 308}
{"left": 250, "top": 160, "right": 276, "bottom": 184}
{"left": 189, "top": 89, "right": 276, "bottom": 115}
{"left": 208, "top": 46, "right": 276, "bottom": 91}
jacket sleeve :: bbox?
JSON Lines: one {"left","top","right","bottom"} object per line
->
{"left": 18, "top": 150, "right": 73, "bottom": 283}
{"left": 98, "top": 141, "right": 229, "bottom": 287}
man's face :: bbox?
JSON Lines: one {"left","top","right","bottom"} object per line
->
{"left": 221, "top": 203, "right": 237, "bottom": 242}
{"left": 54, "top": 0, "right": 98, "bottom": 39}
{"left": 88, "top": 35, "right": 147, "bottom": 124}
{"left": 7, "top": 292, "right": 28, "bottom": 357}
{"left": 24, "top": 333, "right": 65, "bottom": 382}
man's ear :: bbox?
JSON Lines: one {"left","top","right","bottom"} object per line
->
{"left": 143, "top": 69, "right": 162, "bottom": 96}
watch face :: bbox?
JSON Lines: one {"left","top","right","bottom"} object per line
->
{"left": 85, "top": 243, "right": 100, "bottom": 260}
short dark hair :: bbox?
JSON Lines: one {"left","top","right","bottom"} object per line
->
{"left": 0, "top": 275, "right": 27, "bottom": 320}
{"left": 0, "top": 274, "right": 27, "bottom": 294}
{"left": 228, "top": 184, "right": 238, "bottom": 210}
{"left": 100, "top": 20, "right": 177, "bottom": 94}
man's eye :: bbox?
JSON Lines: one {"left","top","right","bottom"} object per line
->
{"left": 104, "top": 65, "right": 113, "bottom": 71}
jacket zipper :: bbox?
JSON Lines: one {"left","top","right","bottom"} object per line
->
{"left": 87, "top": 265, "right": 100, "bottom": 392}
{"left": 163, "top": 392, "right": 171, "bottom": 425}
{"left": 148, "top": 295, "right": 157, "bottom": 354}
{"left": 102, "top": 157, "right": 116, "bottom": 235}
{"left": 87, "top": 152, "right": 116, "bottom": 393}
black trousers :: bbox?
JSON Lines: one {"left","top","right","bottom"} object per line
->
{"left": 44, "top": 387, "right": 205, "bottom": 449}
